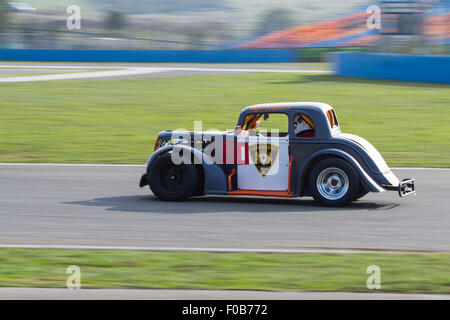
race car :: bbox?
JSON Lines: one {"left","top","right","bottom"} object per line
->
{"left": 139, "top": 102, "right": 415, "bottom": 206}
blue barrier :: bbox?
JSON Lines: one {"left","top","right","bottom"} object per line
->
{"left": 0, "top": 49, "right": 297, "bottom": 63}
{"left": 331, "top": 52, "right": 450, "bottom": 84}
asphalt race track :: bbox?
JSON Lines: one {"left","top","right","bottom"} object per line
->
{"left": 0, "top": 164, "right": 448, "bottom": 252}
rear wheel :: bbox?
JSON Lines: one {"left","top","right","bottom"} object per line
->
{"left": 353, "top": 187, "right": 369, "bottom": 201}
{"left": 308, "top": 158, "right": 360, "bottom": 207}
{"left": 148, "top": 152, "right": 199, "bottom": 201}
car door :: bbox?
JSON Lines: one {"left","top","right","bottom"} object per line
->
{"left": 236, "top": 134, "right": 290, "bottom": 191}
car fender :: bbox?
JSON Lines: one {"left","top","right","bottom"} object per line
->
{"left": 296, "top": 148, "right": 385, "bottom": 195}
{"left": 146, "top": 144, "right": 228, "bottom": 195}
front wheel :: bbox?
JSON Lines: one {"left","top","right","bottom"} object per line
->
{"left": 308, "top": 158, "right": 360, "bottom": 207}
{"left": 147, "top": 152, "right": 199, "bottom": 201}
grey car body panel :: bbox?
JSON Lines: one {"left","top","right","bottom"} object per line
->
{"left": 288, "top": 136, "right": 399, "bottom": 194}
{"left": 293, "top": 148, "right": 385, "bottom": 196}
{"left": 146, "top": 144, "right": 228, "bottom": 195}
{"left": 146, "top": 102, "right": 402, "bottom": 197}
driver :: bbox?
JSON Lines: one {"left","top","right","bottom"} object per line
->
{"left": 294, "top": 114, "right": 315, "bottom": 137}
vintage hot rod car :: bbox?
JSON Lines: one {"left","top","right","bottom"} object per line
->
{"left": 139, "top": 102, "right": 415, "bottom": 206}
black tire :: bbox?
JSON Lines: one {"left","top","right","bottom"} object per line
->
{"left": 147, "top": 152, "right": 199, "bottom": 201}
{"left": 308, "top": 157, "right": 360, "bottom": 207}
{"left": 353, "top": 187, "right": 369, "bottom": 201}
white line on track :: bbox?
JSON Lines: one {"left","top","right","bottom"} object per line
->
{"left": 0, "top": 163, "right": 448, "bottom": 170}
{"left": 0, "top": 65, "right": 122, "bottom": 69}
{"left": 0, "top": 244, "right": 442, "bottom": 253}
{"left": 0, "top": 67, "right": 165, "bottom": 82}
{"left": 0, "top": 64, "right": 329, "bottom": 73}
{"left": 0, "top": 65, "right": 329, "bottom": 82}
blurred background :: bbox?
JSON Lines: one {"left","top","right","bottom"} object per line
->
{"left": 0, "top": 0, "right": 448, "bottom": 56}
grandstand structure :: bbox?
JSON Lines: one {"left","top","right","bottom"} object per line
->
{"left": 423, "top": 1, "right": 450, "bottom": 45}
{"left": 235, "top": 0, "right": 449, "bottom": 51}
{"left": 236, "top": 11, "right": 377, "bottom": 49}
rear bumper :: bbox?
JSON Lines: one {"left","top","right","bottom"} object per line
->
{"left": 382, "top": 178, "right": 415, "bottom": 197}
{"left": 139, "top": 173, "right": 148, "bottom": 188}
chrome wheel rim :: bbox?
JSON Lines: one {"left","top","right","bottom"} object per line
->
{"left": 316, "top": 167, "right": 349, "bottom": 200}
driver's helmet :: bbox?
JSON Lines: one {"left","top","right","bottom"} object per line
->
{"left": 294, "top": 114, "right": 314, "bottom": 136}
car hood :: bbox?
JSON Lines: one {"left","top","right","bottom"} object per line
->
{"left": 158, "top": 130, "right": 229, "bottom": 140}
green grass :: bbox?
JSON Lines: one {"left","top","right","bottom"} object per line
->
{"left": 0, "top": 249, "right": 448, "bottom": 293}
{"left": 0, "top": 73, "right": 449, "bottom": 166}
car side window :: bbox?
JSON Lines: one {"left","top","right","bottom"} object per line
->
{"left": 293, "top": 113, "right": 315, "bottom": 137}
{"left": 243, "top": 113, "right": 289, "bottom": 137}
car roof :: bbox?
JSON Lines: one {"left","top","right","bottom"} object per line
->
{"left": 241, "top": 102, "right": 333, "bottom": 114}
{"left": 238, "top": 102, "right": 340, "bottom": 139}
